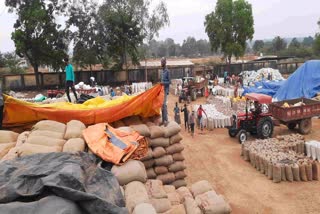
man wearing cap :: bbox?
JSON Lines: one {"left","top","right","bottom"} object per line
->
{"left": 160, "top": 57, "right": 171, "bottom": 126}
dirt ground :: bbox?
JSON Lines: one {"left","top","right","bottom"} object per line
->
{"left": 167, "top": 94, "right": 320, "bottom": 214}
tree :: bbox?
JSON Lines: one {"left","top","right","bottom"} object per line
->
{"left": 253, "top": 40, "right": 264, "bottom": 53}
{"left": 204, "top": 0, "right": 254, "bottom": 66}
{"left": 165, "top": 38, "right": 176, "bottom": 57}
{"left": 289, "top": 38, "right": 301, "bottom": 49}
{"left": 272, "top": 36, "right": 287, "bottom": 53}
{"left": 181, "top": 37, "right": 197, "bottom": 57}
{"left": 6, "top": 0, "right": 67, "bottom": 87}
{"left": 302, "top": 36, "right": 314, "bottom": 47}
{"left": 196, "top": 39, "right": 211, "bottom": 56}
{"left": 314, "top": 34, "right": 320, "bottom": 56}
{"left": 2, "top": 52, "right": 26, "bottom": 74}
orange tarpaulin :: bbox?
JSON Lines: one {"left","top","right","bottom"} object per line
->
{"left": 3, "top": 84, "right": 164, "bottom": 128}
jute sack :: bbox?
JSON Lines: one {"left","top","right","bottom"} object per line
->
{"left": 30, "top": 130, "right": 64, "bottom": 139}
{"left": 281, "top": 165, "right": 287, "bottom": 182}
{"left": 285, "top": 165, "right": 293, "bottom": 182}
{"left": 1, "top": 147, "right": 19, "bottom": 161}
{"left": 172, "top": 179, "right": 187, "bottom": 189}
{"left": 125, "top": 181, "right": 149, "bottom": 213}
{"left": 143, "top": 159, "right": 155, "bottom": 168}
{"left": 190, "top": 180, "right": 213, "bottom": 197}
{"left": 175, "top": 171, "right": 187, "bottom": 180}
{"left": 172, "top": 153, "right": 185, "bottom": 161}
{"left": 163, "top": 121, "right": 181, "bottom": 138}
{"left": 0, "top": 131, "right": 19, "bottom": 144}
{"left": 273, "top": 164, "right": 281, "bottom": 183}
{"left": 168, "top": 161, "right": 186, "bottom": 173}
{"left": 153, "top": 147, "right": 167, "bottom": 158}
{"left": 149, "top": 126, "right": 165, "bottom": 139}
{"left": 267, "top": 162, "right": 273, "bottom": 180}
{"left": 312, "top": 162, "right": 318, "bottom": 180}
{"left": 299, "top": 164, "right": 308, "bottom": 181}
{"left": 16, "top": 131, "right": 30, "bottom": 147}
{"left": 166, "top": 143, "right": 184, "bottom": 155}
{"left": 168, "top": 204, "right": 186, "bottom": 214}
{"left": 167, "top": 191, "right": 181, "bottom": 206}
{"left": 154, "top": 166, "right": 169, "bottom": 175}
{"left": 147, "top": 168, "right": 157, "bottom": 179}
{"left": 32, "top": 120, "right": 66, "bottom": 133}
{"left": 141, "top": 148, "right": 153, "bottom": 161}
{"left": 17, "top": 143, "right": 61, "bottom": 157}
{"left": 169, "top": 133, "right": 183, "bottom": 145}
{"left": 132, "top": 203, "right": 156, "bottom": 214}
{"left": 62, "top": 138, "right": 85, "bottom": 153}
{"left": 156, "top": 173, "right": 175, "bottom": 185}
{"left": 123, "top": 116, "right": 142, "bottom": 126}
{"left": 195, "top": 191, "right": 232, "bottom": 214}
{"left": 150, "top": 198, "right": 171, "bottom": 213}
{"left": 292, "top": 164, "right": 300, "bottom": 181}
{"left": 26, "top": 136, "right": 66, "bottom": 147}
{"left": 155, "top": 155, "right": 174, "bottom": 166}
{"left": 306, "top": 163, "right": 313, "bottom": 181}
{"left": 130, "top": 124, "right": 151, "bottom": 137}
{"left": 111, "top": 160, "right": 147, "bottom": 186}
{"left": 150, "top": 138, "right": 170, "bottom": 147}
{"left": 184, "top": 197, "right": 202, "bottom": 214}
{"left": 177, "top": 187, "right": 193, "bottom": 203}
{"left": 64, "top": 120, "right": 86, "bottom": 139}
{"left": 0, "top": 143, "right": 15, "bottom": 159}
{"left": 145, "top": 179, "right": 167, "bottom": 199}
{"left": 164, "top": 185, "right": 176, "bottom": 194}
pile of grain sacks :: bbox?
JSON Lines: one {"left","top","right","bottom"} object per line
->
{"left": 240, "top": 68, "right": 284, "bottom": 86}
{"left": 242, "top": 134, "right": 318, "bottom": 183}
{"left": 112, "top": 160, "right": 231, "bottom": 214}
{"left": 214, "top": 85, "right": 244, "bottom": 97}
{"left": 132, "top": 82, "right": 153, "bottom": 94}
{"left": 0, "top": 120, "right": 86, "bottom": 161}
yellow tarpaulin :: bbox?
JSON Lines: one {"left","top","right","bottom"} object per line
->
{"left": 3, "top": 84, "right": 164, "bottom": 128}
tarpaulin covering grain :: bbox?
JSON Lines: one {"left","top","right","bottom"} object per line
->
{"left": 0, "top": 152, "right": 128, "bottom": 214}
{"left": 3, "top": 84, "right": 164, "bottom": 128}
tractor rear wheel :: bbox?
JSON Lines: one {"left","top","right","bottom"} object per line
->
{"left": 237, "top": 129, "right": 247, "bottom": 144}
{"left": 228, "top": 129, "right": 237, "bottom": 138}
{"left": 299, "top": 118, "right": 312, "bottom": 134}
{"left": 287, "top": 122, "right": 296, "bottom": 130}
{"left": 257, "top": 116, "right": 273, "bottom": 139}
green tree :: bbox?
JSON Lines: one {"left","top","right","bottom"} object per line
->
{"left": 205, "top": 0, "right": 254, "bottom": 66}
{"left": 289, "top": 38, "right": 301, "bottom": 49}
{"left": 196, "top": 39, "right": 211, "bottom": 56}
{"left": 0, "top": 53, "right": 5, "bottom": 67}
{"left": 2, "top": 52, "right": 26, "bottom": 74}
{"left": 165, "top": 38, "right": 176, "bottom": 57}
{"left": 314, "top": 35, "right": 320, "bottom": 56}
{"left": 302, "top": 36, "right": 314, "bottom": 47}
{"left": 5, "top": 0, "right": 67, "bottom": 87}
{"left": 272, "top": 36, "right": 287, "bottom": 53}
{"left": 181, "top": 37, "right": 197, "bottom": 57}
{"left": 253, "top": 40, "right": 264, "bottom": 53}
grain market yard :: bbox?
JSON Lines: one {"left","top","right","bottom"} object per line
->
{"left": 167, "top": 94, "right": 320, "bottom": 214}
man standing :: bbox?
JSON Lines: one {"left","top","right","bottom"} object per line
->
{"left": 188, "top": 110, "right": 196, "bottom": 137}
{"left": 64, "top": 57, "right": 78, "bottom": 103}
{"left": 0, "top": 84, "right": 4, "bottom": 130}
{"left": 173, "top": 102, "right": 181, "bottom": 124}
{"left": 197, "top": 105, "right": 207, "bottom": 131}
{"left": 181, "top": 104, "right": 189, "bottom": 131}
{"left": 160, "top": 57, "right": 170, "bottom": 126}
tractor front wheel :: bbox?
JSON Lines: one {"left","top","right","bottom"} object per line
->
{"left": 257, "top": 117, "right": 273, "bottom": 139}
{"left": 299, "top": 118, "right": 312, "bottom": 134}
{"left": 228, "top": 129, "right": 238, "bottom": 138}
{"left": 238, "top": 129, "right": 247, "bottom": 144}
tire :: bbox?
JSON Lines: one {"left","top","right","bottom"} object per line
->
{"left": 257, "top": 116, "right": 273, "bottom": 139}
{"left": 287, "top": 122, "right": 296, "bottom": 130}
{"left": 299, "top": 118, "right": 312, "bottom": 135}
{"left": 238, "top": 129, "right": 247, "bottom": 144}
{"left": 228, "top": 129, "right": 237, "bottom": 137}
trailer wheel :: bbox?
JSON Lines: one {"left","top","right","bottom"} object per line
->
{"left": 257, "top": 116, "right": 273, "bottom": 139}
{"left": 299, "top": 118, "right": 312, "bottom": 134}
{"left": 287, "top": 123, "right": 296, "bottom": 130}
{"left": 228, "top": 129, "right": 237, "bottom": 138}
{"left": 238, "top": 129, "right": 247, "bottom": 144}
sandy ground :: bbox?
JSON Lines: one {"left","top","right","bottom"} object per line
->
{"left": 167, "top": 93, "right": 320, "bottom": 214}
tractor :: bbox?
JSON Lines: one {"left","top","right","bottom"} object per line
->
{"left": 228, "top": 93, "right": 273, "bottom": 144}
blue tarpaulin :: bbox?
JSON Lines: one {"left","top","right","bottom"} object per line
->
{"left": 243, "top": 80, "right": 284, "bottom": 97}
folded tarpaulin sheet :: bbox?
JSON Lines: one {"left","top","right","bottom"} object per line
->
{"left": 3, "top": 83, "right": 164, "bottom": 128}
{"left": 242, "top": 80, "right": 284, "bottom": 96}
{"left": 0, "top": 152, "right": 128, "bottom": 214}
{"left": 83, "top": 123, "right": 148, "bottom": 165}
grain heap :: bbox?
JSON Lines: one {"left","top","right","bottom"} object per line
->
{"left": 242, "top": 134, "right": 318, "bottom": 183}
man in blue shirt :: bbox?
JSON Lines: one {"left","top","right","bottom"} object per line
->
{"left": 64, "top": 58, "right": 78, "bottom": 102}
{"left": 160, "top": 57, "right": 170, "bottom": 126}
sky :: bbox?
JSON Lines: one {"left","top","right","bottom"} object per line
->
{"left": 0, "top": 0, "right": 319, "bottom": 52}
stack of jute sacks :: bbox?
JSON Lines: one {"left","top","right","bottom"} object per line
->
{"left": 242, "top": 134, "right": 319, "bottom": 183}
{"left": 112, "top": 160, "right": 231, "bottom": 214}
{"left": 0, "top": 120, "right": 86, "bottom": 161}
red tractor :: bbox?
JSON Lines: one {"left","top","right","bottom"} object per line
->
{"left": 228, "top": 93, "right": 273, "bottom": 144}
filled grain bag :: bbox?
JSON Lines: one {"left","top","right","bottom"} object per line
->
{"left": 150, "top": 198, "right": 171, "bottom": 213}
{"left": 30, "top": 130, "right": 64, "bottom": 139}
{"left": 155, "top": 155, "right": 174, "bottom": 166}
{"left": 156, "top": 173, "right": 175, "bottom": 184}
{"left": 141, "top": 148, "right": 153, "bottom": 161}
{"left": 299, "top": 164, "right": 308, "bottom": 181}
{"left": 312, "top": 162, "right": 319, "bottom": 180}
{"left": 0, "top": 131, "right": 19, "bottom": 144}
{"left": 172, "top": 153, "right": 185, "bottom": 161}
{"left": 111, "top": 160, "right": 147, "bottom": 186}
{"left": 143, "top": 159, "right": 155, "bottom": 168}
{"left": 132, "top": 203, "right": 156, "bottom": 214}
{"left": 168, "top": 161, "right": 186, "bottom": 172}
{"left": 64, "top": 120, "right": 86, "bottom": 139}
{"left": 281, "top": 165, "right": 287, "bottom": 182}
{"left": 147, "top": 168, "right": 157, "bottom": 179}
{"left": 17, "top": 143, "right": 61, "bottom": 157}
{"left": 190, "top": 180, "right": 213, "bottom": 197}
{"left": 1, "top": 147, "right": 19, "bottom": 161}
{"left": 125, "top": 181, "right": 149, "bottom": 213}
{"left": 166, "top": 143, "right": 184, "bottom": 155}
{"left": 154, "top": 166, "right": 169, "bottom": 175}
{"left": 195, "top": 191, "right": 232, "bottom": 214}
{"left": 117, "top": 126, "right": 133, "bottom": 133}
{"left": 163, "top": 121, "right": 181, "bottom": 138}
{"left": 169, "top": 204, "right": 186, "bottom": 214}
{"left": 63, "top": 138, "right": 85, "bottom": 153}
{"left": 149, "top": 126, "right": 165, "bottom": 139}
{"left": 184, "top": 197, "right": 202, "bottom": 214}
{"left": 306, "top": 163, "right": 313, "bottom": 181}
{"left": 292, "top": 164, "right": 300, "bottom": 181}
{"left": 130, "top": 124, "right": 151, "bottom": 137}
{"left": 164, "top": 185, "right": 176, "bottom": 194}
{"left": 0, "top": 143, "right": 15, "bottom": 159}
{"left": 172, "top": 179, "right": 187, "bottom": 189}
{"left": 145, "top": 179, "right": 167, "bottom": 199}
{"left": 169, "top": 133, "right": 183, "bottom": 145}
{"left": 150, "top": 137, "right": 170, "bottom": 147}
{"left": 273, "top": 164, "right": 281, "bottom": 183}
{"left": 285, "top": 165, "right": 293, "bottom": 182}
{"left": 33, "top": 120, "right": 66, "bottom": 133}
{"left": 15, "top": 131, "right": 30, "bottom": 147}
{"left": 267, "top": 162, "right": 273, "bottom": 180}
{"left": 175, "top": 171, "right": 187, "bottom": 180}
{"left": 177, "top": 187, "right": 193, "bottom": 203}
{"left": 26, "top": 136, "right": 66, "bottom": 147}
{"left": 153, "top": 147, "right": 167, "bottom": 158}
{"left": 167, "top": 191, "right": 181, "bottom": 205}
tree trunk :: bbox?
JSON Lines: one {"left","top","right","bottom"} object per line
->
{"left": 34, "top": 64, "right": 40, "bottom": 88}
